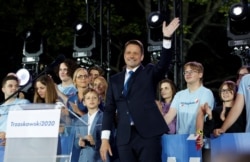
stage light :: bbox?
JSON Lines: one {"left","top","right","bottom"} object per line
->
{"left": 16, "top": 68, "right": 31, "bottom": 86}
{"left": 227, "top": 2, "right": 250, "bottom": 46}
{"left": 228, "top": 3, "right": 249, "bottom": 35}
{"left": 230, "top": 4, "right": 244, "bottom": 17}
{"left": 21, "top": 29, "right": 43, "bottom": 78}
{"left": 73, "top": 21, "right": 96, "bottom": 57}
{"left": 147, "top": 11, "right": 164, "bottom": 29}
{"left": 147, "top": 11, "right": 164, "bottom": 44}
{"left": 22, "top": 30, "right": 43, "bottom": 57}
{"left": 147, "top": 11, "right": 166, "bottom": 52}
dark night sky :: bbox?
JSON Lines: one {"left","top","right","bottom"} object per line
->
{"left": 0, "top": 1, "right": 246, "bottom": 102}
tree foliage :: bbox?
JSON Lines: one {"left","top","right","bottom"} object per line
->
{"left": 0, "top": 0, "right": 244, "bottom": 91}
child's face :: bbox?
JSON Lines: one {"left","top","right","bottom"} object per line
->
{"left": 220, "top": 84, "right": 234, "bottom": 102}
{"left": 83, "top": 91, "right": 100, "bottom": 110}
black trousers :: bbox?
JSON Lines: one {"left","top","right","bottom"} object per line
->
{"left": 117, "top": 126, "right": 162, "bottom": 162}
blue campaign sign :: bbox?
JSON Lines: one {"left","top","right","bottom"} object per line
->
{"left": 0, "top": 146, "right": 4, "bottom": 162}
{"left": 210, "top": 133, "right": 250, "bottom": 162}
{"left": 161, "top": 134, "right": 202, "bottom": 162}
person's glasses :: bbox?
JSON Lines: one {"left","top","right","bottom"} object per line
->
{"left": 220, "top": 89, "right": 231, "bottom": 94}
{"left": 77, "top": 75, "right": 88, "bottom": 79}
{"left": 183, "top": 70, "right": 199, "bottom": 75}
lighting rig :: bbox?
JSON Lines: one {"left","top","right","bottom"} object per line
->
{"left": 72, "top": 21, "right": 96, "bottom": 58}
{"left": 147, "top": 11, "right": 165, "bottom": 63}
{"left": 227, "top": 0, "right": 250, "bottom": 65}
{"left": 7, "top": 29, "right": 45, "bottom": 101}
{"left": 22, "top": 30, "right": 43, "bottom": 77}
{"left": 72, "top": 20, "right": 97, "bottom": 68}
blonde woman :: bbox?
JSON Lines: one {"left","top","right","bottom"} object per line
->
{"left": 93, "top": 76, "right": 108, "bottom": 111}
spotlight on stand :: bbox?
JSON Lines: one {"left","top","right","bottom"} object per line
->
{"left": 22, "top": 30, "right": 43, "bottom": 57}
{"left": 72, "top": 21, "right": 96, "bottom": 58}
{"left": 147, "top": 11, "right": 166, "bottom": 62}
{"left": 16, "top": 68, "right": 31, "bottom": 87}
{"left": 227, "top": 2, "right": 250, "bottom": 47}
{"left": 227, "top": 1, "right": 250, "bottom": 65}
{"left": 147, "top": 11, "right": 164, "bottom": 45}
{"left": 21, "top": 30, "right": 43, "bottom": 76}
{"left": 148, "top": 11, "right": 164, "bottom": 29}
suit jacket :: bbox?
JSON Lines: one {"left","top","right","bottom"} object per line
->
{"left": 75, "top": 110, "right": 109, "bottom": 162}
{"left": 102, "top": 47, "right": 172, "bottom": 146}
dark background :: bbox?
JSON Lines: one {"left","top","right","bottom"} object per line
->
{"left": 0, "top": 0, "right": 245, "bottom": 103}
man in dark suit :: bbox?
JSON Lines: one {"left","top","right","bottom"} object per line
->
{"left": 100, "top": 17, "right": 180, "bottom": 162}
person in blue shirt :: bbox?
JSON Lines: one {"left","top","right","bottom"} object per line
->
{"left": 67, "top": 67, "right": 90, "bottom": 120}
{"left": 164, "top": 61, "right": 215, "bottom": 134}
{"left": 55, "top": 58, "right": 79, "bottom": 104}
{"left": 75, "top": 88, "right": 110, "bottom": 162}
{"left": 66, "top": 67, "right": 90, "bottom": 162}
{"left": 0, "top": 75, "right": 30, "bottom": 162}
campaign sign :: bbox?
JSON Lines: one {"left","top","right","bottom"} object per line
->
{"left": 210, "top": 133, "right": 250, "bottom": 162}
{"left": 6, "top": 109, "right": 60, "bottom": 138}
{"left": 162, "top": 134, "right": 202, "bottom": 162}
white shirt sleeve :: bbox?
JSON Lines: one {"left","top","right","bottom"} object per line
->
{"left": 163, "top": 39, "right": 172, "bottom": 49}
{"left": 101, "top": 130, "right": 111, "bottom": 139}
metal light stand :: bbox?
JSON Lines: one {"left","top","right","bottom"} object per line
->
{"left": 173, "top": 0, "right": 184, "bottom": 90}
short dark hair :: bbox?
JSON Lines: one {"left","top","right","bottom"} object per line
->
{"left": 124, "top": 40, "right": 144, "bottom": 54}
{"left": 2, "top": 75, "right": 19, "bottom": 87}
{"left": 88, "top": 65, "right": 105, "bottom": 76}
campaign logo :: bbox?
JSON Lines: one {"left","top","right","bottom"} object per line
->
{"left": 180, "top": 98, "right": 199, "bottom": 107}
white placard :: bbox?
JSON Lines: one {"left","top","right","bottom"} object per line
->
{"left": 6, "top": 109, "right": 61, "bottom": 138}
{"left": 189, "top": 157, "right": 201, "bottom": 162}
{"left": 167, "top": 157, "right": 176, "bottom": 162}
{"left": 187, "top": 134, "right": 199, "bottom": 140}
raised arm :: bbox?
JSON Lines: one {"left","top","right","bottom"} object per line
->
{"left": 162, "top": 18, "right": 180, "bottom": 38}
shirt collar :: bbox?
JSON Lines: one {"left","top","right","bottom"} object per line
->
{"left": 126, "top": 66, "right": 139, "bottom": 74}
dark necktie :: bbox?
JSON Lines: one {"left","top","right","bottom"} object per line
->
{"left": 123, "top": 71, "right": 134, "bottom": 96}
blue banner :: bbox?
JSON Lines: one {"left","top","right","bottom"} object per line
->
{"left": 210, "top": 133, "right": 250, "bottom": 162}
{"left": 0, "top": 146, "right": 4, "bottom": 162}
{"left": 162, "top": 134, "right": 202, "bottom": 162}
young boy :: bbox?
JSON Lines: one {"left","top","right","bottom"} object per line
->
{"left": 74, "top": 88, "right": 109, "bottom": 162}
{"left": 0, "top": 75, "right": 30, "bottom": 161}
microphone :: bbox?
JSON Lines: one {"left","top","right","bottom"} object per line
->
{"left": 47, "top": 54, "right": 66, "bottom": 69}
